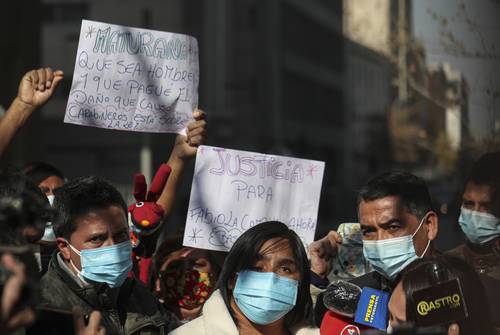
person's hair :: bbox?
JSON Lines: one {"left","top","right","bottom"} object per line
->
{"left": 52, "top": 176, "right": 127, "bottom": 239}
{"left": 357, "top": 171, "right": 433, "bottom": 220}
{"left": 217, "top": 221, "right": 313, "bottom": 328}
{"left": 399, "top": 255, "right": 495, "bottom": 335}
{"left": 21, "top": 161, "right": 65, "bottom": 186}
{"left": 465, "top": 151, "right": 500, "bottom": 216}
{"left": 0, "top": 171, "right": 50, "bottom": 243}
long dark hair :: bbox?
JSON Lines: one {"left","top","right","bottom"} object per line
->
{"left": 217, "top": 221, "right": 314, "bottom": 328}
{"left": 400, "top": 255, "right": 495, "bottom": 335}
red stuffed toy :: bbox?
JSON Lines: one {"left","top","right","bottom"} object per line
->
{"left": 128, "top": 163, "right": 172, "bottom": 236}
{"left": 128, "top": 163, "right": 172, "bottom": 284}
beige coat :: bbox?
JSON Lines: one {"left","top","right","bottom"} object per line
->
{"left": 169, "top": 290, "right": 319, "bottom": 335}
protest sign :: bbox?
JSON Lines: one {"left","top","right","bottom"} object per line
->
{"left": 64, "top": 20, "right": 199, "bottom": 133}
{"left": 184, "top": 145, "right": 325, "bottom": 251}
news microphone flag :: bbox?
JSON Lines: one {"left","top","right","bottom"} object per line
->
{"left": 353, "top": 287, "right": 389, "bottom": 330}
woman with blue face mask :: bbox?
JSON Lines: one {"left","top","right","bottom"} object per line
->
{"left": 169, "top": 221, "right": 319, "bottom": 335}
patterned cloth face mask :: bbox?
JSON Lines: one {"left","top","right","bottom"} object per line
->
{"left": 160, "top": 265, "right": 215, "bottom": 310}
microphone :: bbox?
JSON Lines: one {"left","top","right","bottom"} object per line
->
{"left": 411, "top": 278, "right": 467, "bottom": 327}
{"left": 323, "top": 280, "right": 362, "bottom": 317}
{"left": 322, "top": 281, "right": 389, "bottom": 332}
{"left": 320, "top": 310, "right": 366, "bottom": 335}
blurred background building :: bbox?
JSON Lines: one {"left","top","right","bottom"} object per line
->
{"left": 0, "top": 0, "right": 498, "bottom": 248}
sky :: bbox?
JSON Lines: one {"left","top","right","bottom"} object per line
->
{"left": 412, "top": 0, "right": 500, "bottom": 140}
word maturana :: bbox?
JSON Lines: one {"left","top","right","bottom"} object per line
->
{"left": 92, "top": 27, "right": 194, "bottom": 61}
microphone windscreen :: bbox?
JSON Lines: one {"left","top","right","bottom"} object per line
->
{"left": 323, "top": 280, "right": 362, "bottom": 317}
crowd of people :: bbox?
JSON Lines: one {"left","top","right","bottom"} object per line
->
{"left": 0, "top": 66, "right": 499, "bottom": 335}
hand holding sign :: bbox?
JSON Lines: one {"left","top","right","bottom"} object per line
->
{"left": 172, "top": 109, "right": 207, "bottom": 160}
{"left": 184, "top": 146, "right": 325, "bottom": 251}
{"left": 65, "top": 20, "right": 199, "bottom": 134}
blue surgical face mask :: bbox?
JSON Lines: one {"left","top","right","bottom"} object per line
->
{"left": 363, "top": 215, "right": 431, "bottom": 280}
{"left": 459, "top": 207, "right": 500, "bottom": 245}
{"left": 233, "top": 270, "right": 298, "bottom": 325}
{"left": 68, "top": 240, "right": 133, "bottom": 288}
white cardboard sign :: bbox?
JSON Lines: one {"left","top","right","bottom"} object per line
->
{"left": 184, "top": 145, "right": 325, "bottom": 251}
{"left": 64, "top": 20, "right": 199, "bottom": 133}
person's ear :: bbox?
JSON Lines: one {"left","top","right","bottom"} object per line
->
{"left": 448, "top": 323, "right": 459, "bottom": 335}
{"left": 57, "top": 237, "right": 71, "bottom": 261}
{"left": 425, "top": 211, "right": 439, "bottom": 241}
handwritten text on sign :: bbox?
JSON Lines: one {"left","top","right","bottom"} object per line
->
{"left": 184, "top": 146, "right": 325, "bottom": 251}
{"left": 64, "top": 20, "right": 199, "bottom": 133}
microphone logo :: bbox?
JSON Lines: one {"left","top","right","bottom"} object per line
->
{"left": 412, "top": 279, "right": 468, "bottom": 327}
{"left": 340, "top": 325, "right": 360, "bottom": 335}
{"left": 416, "top": 294, "right": 461, "bottom": 316}
{"left": 417, "top": 301, "right": 430, "bottom": 316}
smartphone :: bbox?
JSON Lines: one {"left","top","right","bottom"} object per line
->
{"left": 26, "top": 307, "right": 77, "bottom": 335}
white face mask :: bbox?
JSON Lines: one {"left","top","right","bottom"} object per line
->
{"left": 47, "top": 195, "right": 55, "bottom": 206}
{"left": 42, "top": 195, "right": 57, "bottom": 242}
{"left": 30, "top": 244, "right": 42, "bottom": 272}
{"left": 41, "top": 222, "right": 56, "bottom": 242}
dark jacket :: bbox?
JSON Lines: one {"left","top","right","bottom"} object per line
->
{"left": 38, "top": 253, "right": 179, "bottom": 335}
{"left": 446, "top": 242, "right": 500, "bottom": 279}
{"left": 446, "top": 243, "right": 500, "bottom": 331}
